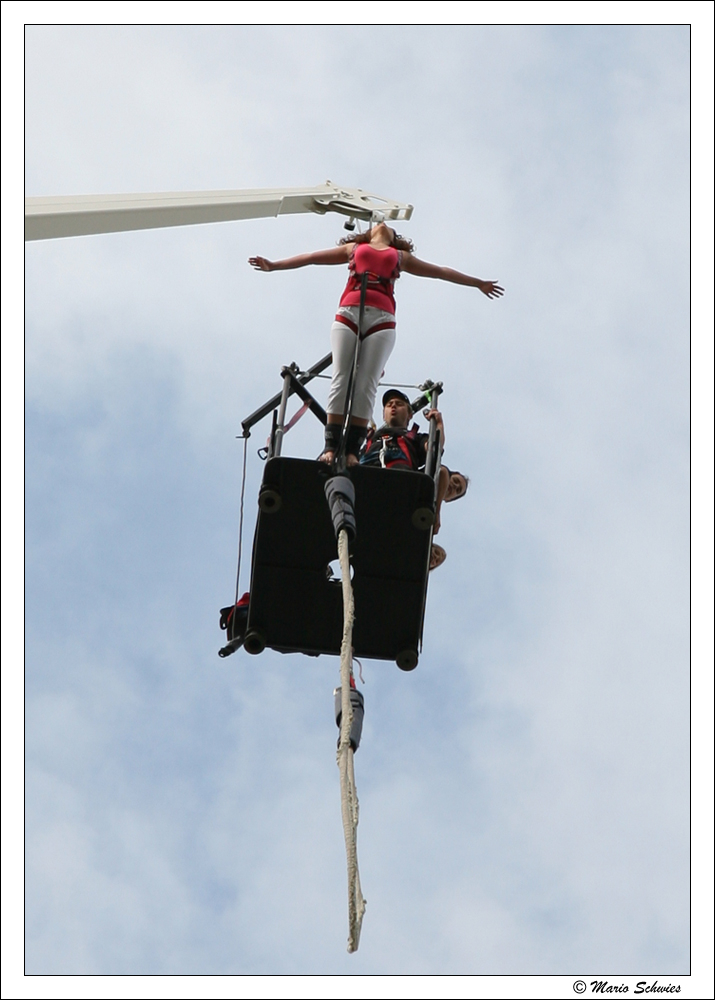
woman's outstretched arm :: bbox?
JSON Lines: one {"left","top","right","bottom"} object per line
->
{"left": 248, "top": 244, "right": 352, "bottom": 272}
{"left": 401, "top": 253, "right": 504, "bottom": 298}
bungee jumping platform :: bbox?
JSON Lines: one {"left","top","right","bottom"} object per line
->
{"left": 220, "top": 343, "right": 444, "bottom": 671}
{"left": 242, "top": 456, "right": 436, "bottom": 669}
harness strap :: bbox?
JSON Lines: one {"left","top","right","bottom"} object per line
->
{"left": 283, "top": 400, "right": 311, "bottom": 433}
{"left": 347, "top": 271, "right": 393, "bottom": 290}
{"left": 371, "top": 425, "right": 420, "bottom": 469}
{"left": 335, "top": 314, "right": 396, "bottom": 340}
{"left": 345, "top": 249, "right": 400, "bottom": 310}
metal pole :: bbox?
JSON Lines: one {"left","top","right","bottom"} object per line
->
{"left": 272, "top": 371, "right": 292, "bottom": 458}
{"left": 424, "top": 384, "right": 443, "bottom": 481}
{"left": 280, "top": 367, "right": 327, "bottom": 425}
{"left": 410, "top": 380, "right": 443, "bottom": 417}
{"left": 241, "top": 352, "right": 332, "bottom": 438}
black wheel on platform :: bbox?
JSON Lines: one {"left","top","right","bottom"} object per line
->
{"left": 396, "top": 648, "right": 419, "bottom": 671}
{"left": 411, "top": 507, "right": 435, "bottom": 530}
{"left": 258, "top": 489, "right": 282, "bottom": 513}
{"left": 244, "top": 630, "right": 266, "bottom": 655}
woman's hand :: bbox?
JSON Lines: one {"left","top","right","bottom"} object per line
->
{"left": 476, "top": 280, "right": 504, "bottom": 299}
{"left": 248, "top": 256, "right": 274, "bottom": 271}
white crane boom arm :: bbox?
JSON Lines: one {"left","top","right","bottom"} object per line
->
{"left": 24, "top": 182, "right": 413, "bottom": 241}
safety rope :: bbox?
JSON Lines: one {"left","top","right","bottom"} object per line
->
{"left": 233, "top": 434, "right": 249, "bottom": 605}
{"left": 300, "top": 372, "right": 425, "bottom": 391}
{"left": 336, "top": 528, "right": 366, "bottom": 953}
{"left": 283, "top": 399, "right": 311, "bottom": 433}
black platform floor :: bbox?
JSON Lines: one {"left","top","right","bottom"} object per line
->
{"left": 245, "top": 457, "right": 435, "bottom": 665}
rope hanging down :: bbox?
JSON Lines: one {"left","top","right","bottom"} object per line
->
{"left": 336, "top": 528, "right": 366, "bottom": 953}
{"left": 233, "top": 433, "right": 249, "bottom": 605}
{"left": 297, "top": 372, "right": 425, "bottom": 391}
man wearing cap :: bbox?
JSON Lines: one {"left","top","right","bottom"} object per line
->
{"left": 360, "top": 388, "right": 445, "bottom": 471}
{"left": 361, "top": 389, "right": 449, "bottom": 570}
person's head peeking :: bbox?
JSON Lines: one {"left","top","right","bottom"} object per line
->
{"left": 444, "top": 470, "right": 469, "bottom": 502}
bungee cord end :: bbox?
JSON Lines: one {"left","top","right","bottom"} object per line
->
{"left": 324, "top": 475, "right": 357, "bottom": 544}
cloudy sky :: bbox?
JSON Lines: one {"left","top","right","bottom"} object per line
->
{"left": 8, "top": 15, "right": 709, "bottom": 991}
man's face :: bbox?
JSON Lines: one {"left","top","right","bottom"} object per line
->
{"left": 384, "top": 397, "right": 411, "bottom": 427}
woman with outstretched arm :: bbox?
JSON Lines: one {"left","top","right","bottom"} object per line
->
{"left": 249, "top": 222, "right": 503, "bottom": 465}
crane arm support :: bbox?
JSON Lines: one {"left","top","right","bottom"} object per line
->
{"left": 24, "top": 182, "right": 413, "bottom": 241}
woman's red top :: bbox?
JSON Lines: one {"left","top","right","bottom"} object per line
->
{"left": 339, "top": 244, "right": 401, "bottom": 314}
